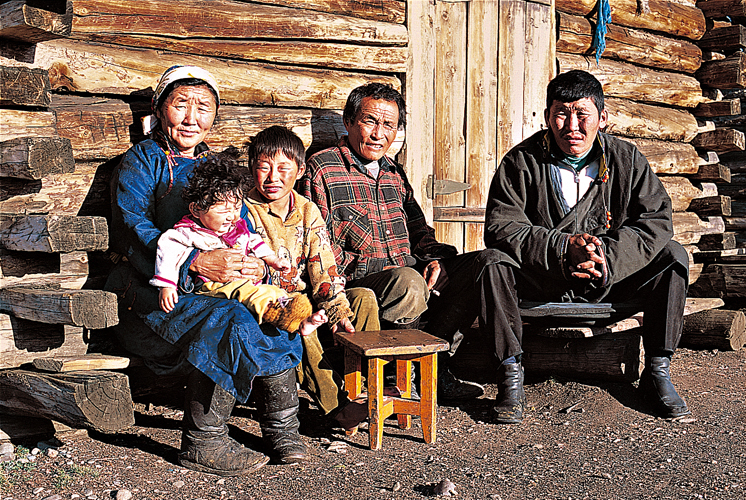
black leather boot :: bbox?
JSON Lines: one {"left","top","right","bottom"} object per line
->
{"left": 254, "top": 368, "right": 307, "bottom": 464}
{"left": 638, "top": 356, "right": 690, "bottom": 418}
{"left": 179, "top": 370, "right": 269, "bottom": 476}
{"left": 492, "top": 361, "right": 525, "bottom": 424}
{"left": 438, "top": 364, "right": 485, "bottom": 400}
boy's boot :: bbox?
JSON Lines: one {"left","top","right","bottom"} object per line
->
{"left": 492, "top": 358, "right": 525, "bottom": 424}
{"left": 638, "top": 355, "right": 690, "bottom": 418}
{"left": 179, "top": 370, "right": 269, "bottom": 476}
{"left": 254, "top": 368, "right": 308, "bottom": 464}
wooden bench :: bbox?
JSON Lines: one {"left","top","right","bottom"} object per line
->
{"left": 334, "top": 329, "right": 449, "bottom": 451}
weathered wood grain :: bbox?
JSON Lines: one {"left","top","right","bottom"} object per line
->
{"left": 0, "top": 66, "right": 51, "bottom": 107}
{"left": 688, "top": 195, "right": 732, "bottom": 217}
{"left": 0, "top": 38, "right": 400, "bottom": 109}
{"left": 604, "top": 97, "right": 699, "bottom": 142}
{"left": 236, "top": 0, "right": 406, "bottom": 24}
{"left": 672, "top": 213, "right": 725, "bottom": 245}
{"left": 691, "top": 128, "right": 746, "bottom": 153}
{"left": 555, "top": 0, "right": 705, "bottom": 41}
{"left": 0, "top": 215, "right": 108, "bottom": 253}
{"left": 698, "top": 25, "right": 746, "bottom": 54}
{"left": 558, "top": 53, "right": 706, "bottom": 108}
{"left": 0, "top": 250, "right": 89, "bottom": 289}
{"left": 696, "top": 232, "right": 737, "bottom": 251}
{"left": 698, "top": 0, "right": 746, "bottom": 20}
{"left": 0, "top": 287, "right": 118, "bottom": 329}
{"left": 697, "top": 53, "right": 746, "bottom": 89}
{"left": 0, "top": 109, "right": 56, "bottom": 142}
{"left": 0, "top": 369, "right": 134, "bottom": 433}
{"left": 623, "top": 138, "right": 702, "bottom": 174}
{"left": 689, "top": 263, "right": 746, "bottom": 298}
{"left": 0, "top": 0, "right": 72, "bottom": 43}
{"left": 556, "top": 12, "right": 702, "bottom": 74}
{"left": 71, "top": 0, "right": 407, "bottom": 45}
{"left": 33, "top": 354, "right": 130, "bottom": 372}
{"left": 660, "top": 177, "right": 713, "bottom": 212}
{"left": 0, "top": 136, "right": 74, "bottom": 180}
{"left": 692, "top": 164, "right": 732, "bottom": 183}
{"left": 0, "top": 314, "right": 87, "bottom": 369}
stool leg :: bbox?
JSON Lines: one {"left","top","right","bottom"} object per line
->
{"left": 396, "top": 359, "right": 412, "bottom": 429}
{"left": 368, "top": 357, "right": 385, "bottom": 450}
{"left": 420, "top": 353, "right": 437, "bottom": 444}
{"left": 343, "top": 348, "right": 362, "bottom": 400}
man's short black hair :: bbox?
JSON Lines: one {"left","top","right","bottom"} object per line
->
{"left": 546, "top": 70, "right": 604, "bottom": 114}
{"left": 247, "top": 126, "right": 306, "bottom": 171}
{"left": 343, "top": 83, "right": 406, "bottom": 129}
{"left": 183, "top": 153, "right": 249, "bottom": 212}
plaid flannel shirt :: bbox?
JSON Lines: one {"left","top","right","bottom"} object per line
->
{"left": 299, "top": 137, "right": 455, "bottom": 281}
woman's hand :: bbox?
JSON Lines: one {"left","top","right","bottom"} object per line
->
{"left": 190, "top": 249, "right": 265, "bottom": 283}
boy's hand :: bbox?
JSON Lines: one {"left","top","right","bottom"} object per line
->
{"left": 159, "top": 287, "right": 178, "bottom": 313}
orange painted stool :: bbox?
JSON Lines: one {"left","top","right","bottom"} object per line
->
{"left": 334, "top": 329, "right": 449, "bottom": 450}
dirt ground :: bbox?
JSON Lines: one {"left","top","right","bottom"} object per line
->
{"left": 2, "top": 346, "right": 745, "bottom": 500}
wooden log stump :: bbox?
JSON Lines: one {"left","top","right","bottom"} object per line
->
{"left": 0, "top": 369, "right": 134, "bottom": 433}
{"left": 522, "top": 331, "right": 644, "bottom": 383}
{"left": 0, "top": 287, "right": 118, "bottom": 329}
{"left": 0, "top": 137, "right": 74, "bottom": 180}
{"left": 0, "top": 215, "right": 108, "bottom": 253}
{"left": 0, "top": 66, "right": 51, "bottom": 107}
{"left": 0, "top": 0, "right": 72, "bottom": 43}
{"left": 691, "top": 128, "right": 746, "bottom": 153}
{"left": 681, "top": 309, "right": 746, "bottom": 350}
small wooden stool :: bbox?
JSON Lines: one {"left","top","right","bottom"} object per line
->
{"left": 334, "top": 329, "right": 449, "bottom": 450}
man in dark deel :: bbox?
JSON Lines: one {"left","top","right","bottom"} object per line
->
{"left": 484, "top": 69, "right": 690, "bottom": 423}
{"left": 299, "top": 83, "right": 493, "bottom": 400}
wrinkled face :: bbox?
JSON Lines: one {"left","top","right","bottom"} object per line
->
{"left": 345, "top": 97, "right": 399, "bottom": 162}
{"left": 190, "top": 196, "right": 241, "bottom": 236}
{"left": 157, "top": 84, "right": 217, "bottom": 156}
{"left": 252, "top": 152, "right": 305, "bottom": 204}
{"left": 545, "top": 97, "right": 608, "bottom": 157}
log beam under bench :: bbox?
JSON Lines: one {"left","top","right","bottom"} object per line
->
{"left": 0, "top": 287, "right": 118, "bottom": 329}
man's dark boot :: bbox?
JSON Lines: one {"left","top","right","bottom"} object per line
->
{"left": 492, "top": 361, "right": 525, "bottom": 424}
{"left": 179, "top": 370, "right": 269, "bottom": 476}
{"left": 638, "top": 356, "right": 690, "bottom": 418}
{"left": 254, "top": 368, "right": 307, "bottom": 464}
{"left": 438, "top": 364, "right": 485, "bottom": 400}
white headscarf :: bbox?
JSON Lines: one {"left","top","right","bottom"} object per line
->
{"left": 141, "top": 65, "right": 221, "bottom": 135}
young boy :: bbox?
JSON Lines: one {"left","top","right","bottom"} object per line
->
{"left": 150, "top": 154, "right": 327, "bottom": 336}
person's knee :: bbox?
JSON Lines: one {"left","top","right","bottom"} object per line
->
{"left": 388, "top": 266, "right": 428, "bottom": 298}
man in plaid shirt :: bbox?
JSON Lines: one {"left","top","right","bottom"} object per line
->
{"left": 299, "top": 83, "right": 495, "bottom": 400}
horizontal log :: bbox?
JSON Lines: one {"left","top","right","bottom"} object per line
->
{"left": 689, "top": 263, "right": 746, "bottom": 298}
{"left": 604, "top": 97, "right": 698, "bottom": 143}
{"left": 0, "top": 109, "right": 56, "bottom": 142}
{"left": 0, "top": 369, "right": 134, "bottom": 433}
{"left": 724, "top": 216, "right": 746, "bottom": 230}
{"left": 0, "top": 287, "right": 118, "bottom": 329}
{"left": 688, "top": 195, "right": 732, "bottom": 217}
{"left": 556, "top": 12, "right": 701, "bottom": 74}
{"left": 698, "top": 25, "right": 746, "bottom": 54}
{"left": 237, "top": 0, "right": 406, "bottom": 24}
{"left": 0, "top": 66, "right": 50, "bottom": 107}
{"left": 692, "top": 163, "right": 732, "bottom": 183}
{"left": 0, "top": 136, "right": 74, "bottom": 180}
{"left": 681, "top": 309, "right": 746, "bottom": 351}
{"left": 694, "top": 99, "right": 741, "bottom": 118}
{"left": 433, "top": 207, "right": 486, "bottom": 223}
{"left": 0, "top": 314, "right": 87, "bottom": 369}
{"left": 0, "top": 38, "right": 401, "bottom": 109}
{"left": 0, "top": 0, "right": 72, "bottom": 43}
{"left": 0, "top": 215, "right": 108, "bottom": 252}
{"left": 693, "top": 247, "right": 746, "bottom": 262}
{"left": 0, "top": 250, "right": 89, "bottom": 289}
{"left": 72, "top": 34, "right": 408, "bottom": 73}
{"left": 691, "top": 128, "right": 746, "bottom": 153}
{"left": 672, "top": 213, "right": 725, "bottom": 245}
{"left": 33, "top": 354, "right": 130, "bottom": 372}
{"left": 697, "top": 53, "right": 746, "bottom": 89}
{"left": 698, "top": 0, "right": 746, "bottom": 20}
{"left": 71, "top": 0, "right": 407, "bottom": 46}
{"left": 558, "top": 53, "right": 706, "bottom": 108}
{"left": 522, "top": 331, "right": 644, "bottom": 383}
{"left": 660, "top": 177, "right": 712, "bottom": 212}
{"left": 623, "top": 138, "right": 701, "bottom": 174}
{"left": 696, "top": 232, "right": 737, "bottom": 251}
{"left": 0, "top": 413, "right": 67, "bottom": 442}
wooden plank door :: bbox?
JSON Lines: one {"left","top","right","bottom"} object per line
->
{"left": 424, "top": 0, "right": 555, "bottom": 253}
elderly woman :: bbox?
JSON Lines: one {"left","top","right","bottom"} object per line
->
{"left": 105, "top": 66, "right": 305, "bottom": 476}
